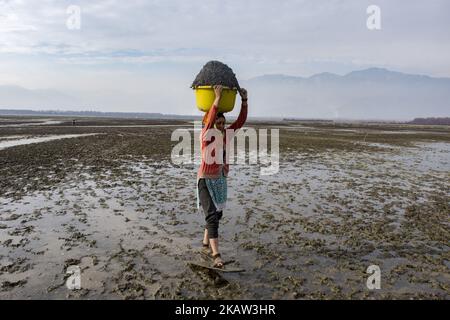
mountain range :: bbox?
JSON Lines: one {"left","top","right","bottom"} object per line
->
{"left": 242, "top": 68, "right": 450, "bottom": 120}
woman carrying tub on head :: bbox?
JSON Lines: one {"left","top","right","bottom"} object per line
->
{"left": 197, "top": 85, "right": 248, "bottom": 268}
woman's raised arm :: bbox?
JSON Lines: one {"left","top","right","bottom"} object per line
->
{"left": 228, "top": 88, "right": 248, "bottom": 131}
{"left": 202, "top": 85, "right": 223, "bottom": 131}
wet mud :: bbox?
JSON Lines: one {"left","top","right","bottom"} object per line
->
{"left": 0, "top": 117, "right": 449, "bottom": 299}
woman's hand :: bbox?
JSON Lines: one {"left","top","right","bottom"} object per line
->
{"left": 239, "top": 88, "right": 248, "bottom": 100}
{"left": 213, "top": 85, "right": 223, "bottom": 102}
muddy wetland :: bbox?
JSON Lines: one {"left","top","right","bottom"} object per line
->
{"left": 0, "top": 116, "right": 449, "bottom": 299}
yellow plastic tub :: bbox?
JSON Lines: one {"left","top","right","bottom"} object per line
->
{"left": 194, "top": 86, "right": 237, "bottom": 113}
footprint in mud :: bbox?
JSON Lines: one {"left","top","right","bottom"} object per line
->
{"left": 97, "top": 198, "right": 111, "bottom": 210}
{"left": 1, "top": 214, "right": 21, "bottom": 221}
{"left": 7, "top": 225, "right": 34, "bottom": 237}
{"left": 188, "top": 264, "right": 230, "bottom": 287}
{"left": 1, "top": 237, "right": 30, "bottom": 248}
{"left": 113, "top": 209, "right": 124, "bottom": 216}
{"left": 0, "top": 279, "right": 28, "bottom": 292}
{"left": 0, "top": 257, "right": 32, "bottom": 274}
{"left": 59, "top": 225, "right": 97, "bottom": 250}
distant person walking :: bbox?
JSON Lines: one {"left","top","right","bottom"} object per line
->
{"left": 197, "top": 85, "right": 248, "bottom": 268}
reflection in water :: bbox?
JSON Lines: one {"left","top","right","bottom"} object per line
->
{"left": 0, "top": 134, "right": 100, "bottom": 150}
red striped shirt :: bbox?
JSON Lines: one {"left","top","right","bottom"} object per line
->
{"left": 197, "top": 102, "right": 248, "bottom": 179}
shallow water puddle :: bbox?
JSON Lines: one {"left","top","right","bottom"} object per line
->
{"left": 0, "top": 120, "right": 64, "bottom": 127}
{"left": 0, "top": 134, "right": 100, "bottom": 150}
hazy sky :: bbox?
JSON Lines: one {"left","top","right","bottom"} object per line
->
{"left": 0, "top": 0, "right": 449, "bottom": 114}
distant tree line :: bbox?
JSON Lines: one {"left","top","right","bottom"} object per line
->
{"left": 0, "top": 109, "right": 194, "bottom": 119}
{"left": 409, "top": 117, "right": 450, "bottom": 125}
